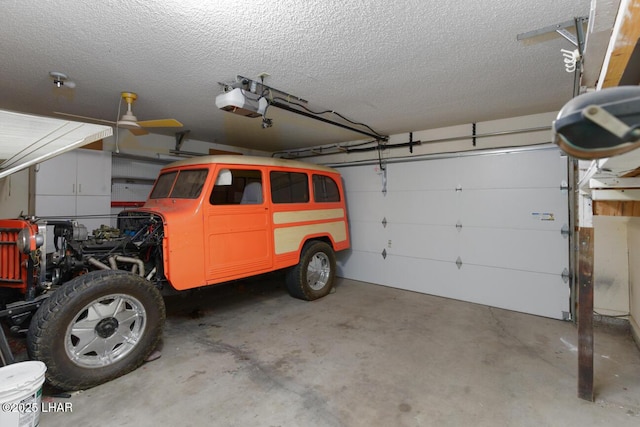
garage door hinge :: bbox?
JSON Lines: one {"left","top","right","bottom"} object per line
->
{"left": 382, "top": 217, "right": 387, "bottom": 228}
{"left": 561, "top": 268, "right": 571, "bottom": 283}
{"left": 455, "top": 185, "right": 463, "bottom": 192}
{"left": 382, "top": 248, "right": 387, "bottom": 259}
{"left": 561, "top": 224, "right": 571, "bottom": 237}
{"left": 456, "top": 221, "right": 462, "bottom": 230}
{"left": 560, "top": 180, "right": 569, "bottom": 192}
{"left": 456, "top": 256, "right": 463, "bottom": 269}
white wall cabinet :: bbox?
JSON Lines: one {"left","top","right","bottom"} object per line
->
{"left": 35, "top": 149, "right": 112, "bottom": 237}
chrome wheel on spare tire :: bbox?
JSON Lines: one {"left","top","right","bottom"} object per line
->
{"left": 285, "top": 241, "right": 336, "bottom": 301}
{"left": 27, "top": 270, "right": 165, "bottom": 391}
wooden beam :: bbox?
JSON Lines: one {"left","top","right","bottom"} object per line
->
{"left": 590, "top": 177, "right": 640, "bottom": 187}
{"left": 578, "top": 227, "right": 595, "bottom": 402}
{"left": 591, "top": 189, "right": 640, "bottom": 200}
{"left": 600, "top": 0, "right": 640, "bottom": 88}
{"left": 594, "top": 200, "right": 640, "bottom": 216}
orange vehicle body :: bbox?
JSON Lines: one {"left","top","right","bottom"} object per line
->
{"left": 135, "top": 155, "right": 350, "bottom": 290}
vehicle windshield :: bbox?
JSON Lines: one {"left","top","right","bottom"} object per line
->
{"left": 149, "top": 169, "right": 208, "bottom": 199}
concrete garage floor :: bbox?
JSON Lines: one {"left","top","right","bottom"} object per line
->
{"left": 40, "top": 276, "right": 640, "bottom": 427}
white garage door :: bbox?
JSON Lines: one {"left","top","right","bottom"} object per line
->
{"left": 337, "top": 147, "right": 570, "bottom": 319}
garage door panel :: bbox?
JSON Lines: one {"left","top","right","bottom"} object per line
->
{"left": 386, "top": 190, "right": 459, "bottom": 225}
{"left": 387, "top": 159, "right": 459, "bottom": 191}
{"left": 455, "top": 150, "right": 568, "bottom": 189}
{"left": 337, "top": 250, "right": 396, "bottom": 285}
{"left": 459, "top": 189, "right": 568, "bottom": 230}
{"left": 389, "top": 223, "right": 458, "bottom": 261}
{"left": 344, "top": 191, "right": 387, "bottom": 221}
{"left": 348, "top": 220, "right": 388, "bottom": 252}
{"left": 339, "top": 165, "right": 384, "bottom": 192}
{"left": 338, "top": 147, "right": 570, "bottom": 319}
{"left": 459, "top": 228, "right": 568, "bottom": 274}
{"left": 457, "top": 265, "right": 569, "bottom": 319}
{"left": 338, "top": 250, "right": 459, "bottom": 297}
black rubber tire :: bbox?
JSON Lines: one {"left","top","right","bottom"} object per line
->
{"left": 27, "top": 270, "right": 165, "bottom": 391}
{"left": 285, "top": 241, "right": 336, "bottom": 301}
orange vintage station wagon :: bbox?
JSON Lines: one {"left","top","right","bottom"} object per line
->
{"left": 136, "top": 155, "right": 350, "bottom": 293}
{"left": 0, "top": 155, "right": 350, "bottom": 390}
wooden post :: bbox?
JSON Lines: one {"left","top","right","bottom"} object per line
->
{"left": 577, "top": 227, "right": 594, "bottom": 401}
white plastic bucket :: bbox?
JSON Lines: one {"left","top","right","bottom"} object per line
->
{"left": 0, "top": 361, "right": 47, "bottom": 427}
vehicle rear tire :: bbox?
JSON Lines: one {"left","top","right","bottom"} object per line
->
{"left": 285, "top": 241, "right": 336, "bottom": 301}
{"left": 27, "top": 270, "right": 165, "bottom": 391}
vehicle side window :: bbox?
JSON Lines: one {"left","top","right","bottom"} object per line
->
{"left": 313, "top": 174, "right": 341, "bottom": 202}
{"left": 210, "top": 169, "right": 262, "bottom": 205}
{"left": 270, "top": 171, "right": 309, "bottom": 204}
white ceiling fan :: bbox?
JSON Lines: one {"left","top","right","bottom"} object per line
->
{"left": 55, "top": 92, "right": 183, "bottom": 136}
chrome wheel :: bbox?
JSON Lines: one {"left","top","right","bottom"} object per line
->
{"left": 306, "top": 252, "right": 331, "bottom": 291}
{"left": 65, "top": 293, "right": 147, "bottom": 368}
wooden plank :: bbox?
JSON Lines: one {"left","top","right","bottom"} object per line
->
{"left": 590, "top": 177, "right": 640, "bottom": 188}
{"left": 578, "top": 227, "right": 594, "bottom": 402}
{"left": 582, "top": 0, "right": 621, "bottom": 87}
{"left": 594, "top": 200, "right": 640, "bottom": 216}
{"left": 591, "top": 188, "right": 640, "bottom": 200}
{"left": 209, "top": 148, "right": 243, "bottom": 155}
{"left": 81, "top": 139, "right": 103, "bottom": 150}
{"left": 601, "top": 0, "right": 640, "bottom": 88}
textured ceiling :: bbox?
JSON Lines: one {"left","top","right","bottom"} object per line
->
{"left": 0, "top": 0, "right": 593, "bottom": 152}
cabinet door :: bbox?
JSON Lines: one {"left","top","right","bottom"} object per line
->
{"left": 35, "top": 151, "right": 77, "bottom": 196}
{"left": 76, "top": 150, "right": 112, "bottom": 196}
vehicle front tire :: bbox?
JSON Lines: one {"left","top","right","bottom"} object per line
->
{"left": 285, "top": 241, "right": 336, "bottom": 301}
{"left": 27, "top": 270, "right": 166, "bottom": 391}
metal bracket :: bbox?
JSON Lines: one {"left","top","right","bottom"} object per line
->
{"left": 560, "top": 180, "right": 569, "bottom": 192}
{"left": 561, "top": 267, "right": 571, "bottom": 283}
{"left": 455, "top": 185, "right": 463, "bottom": 192}
{"left": 556, "top": 28, "right": 577, "bottom": 46}
{"left": 382, "top": 217, "right": 387, "bottom": 228}
{"left": 381, "top": 166, "right": 387, "bottom": 195}
{"left": 382, "top": 249, "right": 387, "bottom": 260}
{"left": 561, "top": 224, "right": 571, "bottom": 238}
{"left": 456, "top": 221, "right": 463, "bottom": 231}
{"left": 174, "top": 130, "right": 191, "bottom": 151}
{"left": 456, "top": 256, "right": 463, "bottom": 269}
{"left": 516, "top": 17, "right": 588, "bottom": 45}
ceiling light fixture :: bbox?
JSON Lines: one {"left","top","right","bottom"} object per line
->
{"left": 553, "top": 86, "right": 640, "bottom": 159}
{"left": 49, "top": 71, "right": 76, "bottom": 89}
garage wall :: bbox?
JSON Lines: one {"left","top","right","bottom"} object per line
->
{"left": 593, "top": 216, "right": 631, "bottom": 317}
{"left": 628, "top": 219, "right": 640, "bottom": 346}
{"left": 0, "top": 168, "right": 29, "bottom": 218}
{"left": 301, "top": 112, "right": 571, "bottom": 319}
